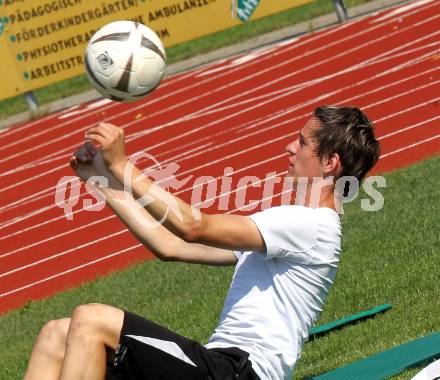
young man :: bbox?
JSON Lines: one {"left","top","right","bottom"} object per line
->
{"left": 24, "top": 106, "right": 380, "bottom": 380}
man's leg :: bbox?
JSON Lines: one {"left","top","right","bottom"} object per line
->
{"left": 24, "top": 318, "right": 71, "bottom": 380}
{"left": 59, "top": 303, "right": 124, "bottom": 380}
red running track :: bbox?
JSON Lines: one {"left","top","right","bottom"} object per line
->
{"left": 0, "top": 0, "right": 439, "bottom": 315}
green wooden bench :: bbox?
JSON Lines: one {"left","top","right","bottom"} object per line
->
{"left": 311, "top": 331, "right": 440, "bottom": 380}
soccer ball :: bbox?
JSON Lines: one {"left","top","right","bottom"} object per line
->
{"left": 84, "top": 21, "right": 167, "bottom": 102}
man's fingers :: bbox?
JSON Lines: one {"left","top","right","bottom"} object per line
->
{"left": 99, "top": 122, "right": 124, "bottom": 139}
{"left": 86, "top": 126, "right": 109, "bottom": 137}
{"left": 85, "top": 131, "right": 107, "bottom": 148}
{"left": 90, "top": 123, "right": 116, "bottom": 135}
{"left": 99, "top": 122, "right": 119, "bottom": 133}
{"left": 86, "top": 123, "right": 124, "bottom": 149}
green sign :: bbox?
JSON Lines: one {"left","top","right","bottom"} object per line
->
{"left": 233, "top": 0, "right": 261, "bottom": 22}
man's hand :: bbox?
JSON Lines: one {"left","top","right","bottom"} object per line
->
{"left": 70, "top": 141, "right": 114, "bottom": 182}
{"left": 85, "top": 123, "right": 127, "bottom": 172}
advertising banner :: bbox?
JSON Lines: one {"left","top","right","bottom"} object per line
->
{"left": 0, "top": 0, "right": 312, "bottom": 100}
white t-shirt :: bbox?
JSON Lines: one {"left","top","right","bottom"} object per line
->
{"left": 205, "top": 205, "right": 341, "bottom": 380}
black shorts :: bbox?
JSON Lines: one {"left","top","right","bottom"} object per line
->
{"left": 105, "top": 311, "right": 259, "bottom": 380}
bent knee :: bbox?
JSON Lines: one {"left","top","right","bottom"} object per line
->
{"left": 71, "top": 304, "right": 124, "bottom": 348}
{"left": 38, "top": 318, "right": 70, "bottom": 359}
{"left": 40, "top": 318, "right": 70, "bottom": 342}
{"left": 70, "top": 304, "right": 105, "bottom": 333}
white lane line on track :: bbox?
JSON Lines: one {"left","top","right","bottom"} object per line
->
{"left": 0, "top": 162, "right": 69, "bottom": 194}
{"left": 0, "top": 6, "right": 436, "bottom": 223}
{"left": 127, "top": 14, "right": 440, "bottom": 144}
{"left": 0, "top": 108, "right": 73, "bottom": 140}
{"left": 379, "top": 116, "right": 440, "bottom": 140}
{"left": 0, "top": 169, "right": 287, "bottom": 269}
{"left": 3, "top": 131, "right": 439, "bottom": 296}
{"left": 1, "top": 63, "right": 438, "bottom": 230}
{"left": 2, "top": 37, "right": 438, "bottom": 185}
{"left": 0, "top": 61, "right": 211, "bottom": 142}
{"left": 0, "top": 215, "right": 114, "bottom": 259}
{"left": 0, "top": 2, "right": 436, "bottom": 160}
{"left": 0, "top": 101, "right": 436, "bottom": 242}
{"left": 372, "top": 0, "right": 434, "bottom": 23}
{"left": 56, "top": 99, "right": 113, "bottom": 119}
{"left": 183, "top": 35, "right": 440, "bottom": 121}
{"left": 0, "top": 141, "right": 215, "bottom": 215}
{"left": 0, "top": 133, "right": 293, "bottom": 237}
{"left": 0, "top": 153, "right": 287, "bottom": 258}
{"left": 2, "top": 1, "right": 440, "bottom": 302}
{"left": 229, "top": 137, "right": 440, "bottom": 215}
{"left": 0, "top": 14, "right": 356, "bottom": 151}
{"left": 0, "top": 184, "right": 55, "bottom": 214}
{"left": 380, "top": 134, "right": 440, "bottom": 158}
{"left": 0, "top": 229, "right": 129, "bottom": 278}
{"left": 0, "top": 147, "right": 289, "bottom": 242}
{"left": 16, "top": 32, "right": 439, "bottom": 176}
{"left": 0, "top": 203, "right": 55, "bottom": 229}
{"left": 362, "top": 79, "right": 440, "bottom": 111}
{"left": 197, "top": 46, "right": 280, "bottom": 77}
{"left": 0, "top": 140, "right": 214, "bottom": 180}
{"left": 1, "top": 44, "right": 436, "bottom": 192}
{"left": 375, "top": 100, "right": 440, "bottom": 126}
{"left": 0, "top": 244, "right": 143, "bottom": 299}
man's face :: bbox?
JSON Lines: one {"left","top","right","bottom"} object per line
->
{"left": 285, "top": 117, "right": 324, "bottom": 186}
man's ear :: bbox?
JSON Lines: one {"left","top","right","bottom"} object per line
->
{"left": 322, "top": 152, "right": 342, "bottom": 177}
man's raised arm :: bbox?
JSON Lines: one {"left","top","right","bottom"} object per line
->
{"left": 70, "top": 147, "right": 238, "bottom": 266}
{"left": 83, "top": 123, "right": 265, "bottom": 252}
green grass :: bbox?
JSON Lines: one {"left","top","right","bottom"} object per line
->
{"left": 0, "top": 0, "right": 376, "bottom": 119}
{"left": 1, "top": 154, "right": 439, "bottom": 379}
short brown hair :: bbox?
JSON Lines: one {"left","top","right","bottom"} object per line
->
{"left": 312, "top": 106, "right": 380, "bottom": 182}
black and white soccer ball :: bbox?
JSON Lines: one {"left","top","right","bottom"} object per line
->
{"left": 85, "top": 21, "right": 166, "bottom": 102}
